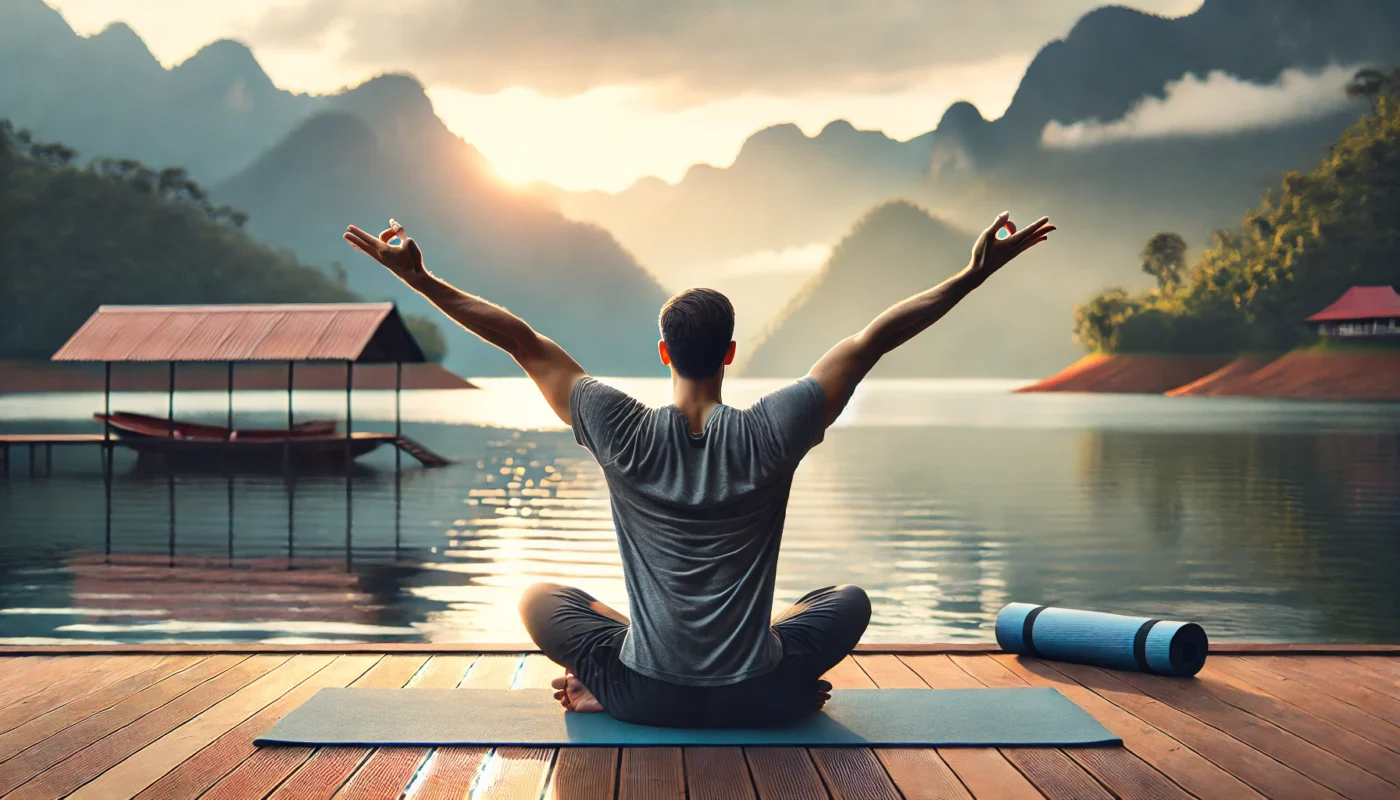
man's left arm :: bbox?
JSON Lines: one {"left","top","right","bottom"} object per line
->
{"left": 344, "top": 224, "right": 584, "bottom": 424}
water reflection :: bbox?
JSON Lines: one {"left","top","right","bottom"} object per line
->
{"left": 1, "top": 380, "right": 1398, "bottom": 644}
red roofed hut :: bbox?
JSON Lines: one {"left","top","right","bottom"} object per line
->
{"left": 1306, "top": 286, "right": 1400, "bottom": 339}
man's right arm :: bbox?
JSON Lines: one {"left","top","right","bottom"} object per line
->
{"left": 808, "top": 212, "right": 1054, "bottom": 426}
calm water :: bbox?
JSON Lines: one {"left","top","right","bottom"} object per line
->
{"left": 1, "top": 378, "right": 1398, "bottom": 646}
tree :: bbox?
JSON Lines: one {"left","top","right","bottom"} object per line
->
{"left": 404, "top": 314, "right": 449, "bottom": 362}
{"left": 1140, "top": 232, "right": 1188, "bottom": 294}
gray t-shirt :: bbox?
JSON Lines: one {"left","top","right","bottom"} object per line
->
{"left": 570, "top": 375, "right": 827, "bottom": 686}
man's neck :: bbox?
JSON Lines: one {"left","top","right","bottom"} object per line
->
{"left": 670, "top": 371, "right": 724, "bottom": 435}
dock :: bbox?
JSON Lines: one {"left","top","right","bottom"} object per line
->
{"left": 0, "top": 433, "right": 450, "bottom": 476}
{"left": 0, "top": 644, "right": 1393, "bottom": 798}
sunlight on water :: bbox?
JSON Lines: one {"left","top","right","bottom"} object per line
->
{"left": 2, "top": 378, "right": 1400, "bottom": 645}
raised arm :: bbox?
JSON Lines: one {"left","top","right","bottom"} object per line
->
{"left": 344, "top": 223, "right": 584, "bottom": 424}
{"left": 808, "top": 212, "right": 1054, "bottom": 426}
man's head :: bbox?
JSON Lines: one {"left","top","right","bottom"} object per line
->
{"left": 658, "top": 288, "right": 736, "bottom": 380}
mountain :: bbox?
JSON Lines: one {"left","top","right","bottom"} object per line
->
{"left": 0, "top": 1, "right": 670, "bottom": 376}
{"left": 0, "top": 1, "right": 307, "bottom": 183}
{"left": 740, "top": 201, "right": 1073, "bottom": 378}
{"left": 551, "top": 0, "right": 1400, "bottom": 289}
{"left": 214, "top": 77, "right": 669, "bottom": 376}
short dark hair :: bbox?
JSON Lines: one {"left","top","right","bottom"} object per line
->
{"left": 659, "top": 288, "right": 735, "bottom": 378}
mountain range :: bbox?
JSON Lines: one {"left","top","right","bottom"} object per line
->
{"left": 0, "top": 0, "right": 667, "bottom": 377}
{"left": 5, "top": 0, "right": 1400, "bottom": 377}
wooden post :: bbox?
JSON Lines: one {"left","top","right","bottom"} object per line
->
{"left": 284, "top": 361, "right": 294, "bottom": 473}
{"left": 168, "top": 361, "right": 175, "bottom": 567}
{"left": 395, "top": 361, "right": 402, "bottom": 557}
{"left": 103, "top": 362, "right": 112, "bottom": 560}
{"left": 227, "top": 361, "right": 234, "bottom": 565}
{"left": 345, "top": 360, "right": 354, "bottom": 572}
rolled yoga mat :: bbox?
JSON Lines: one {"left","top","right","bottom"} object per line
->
{"left": 995, "top": 603, "right": 1209, "bottom": 677}
{"left": 254, "top": 687, "right": 1120, "bottom": 747}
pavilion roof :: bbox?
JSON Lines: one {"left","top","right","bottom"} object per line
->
{"left": 51, "top": 303, "right": 426, "bottom": 363}
{"left": 1306, "top": 286, "right": 1400, "bottom": 323}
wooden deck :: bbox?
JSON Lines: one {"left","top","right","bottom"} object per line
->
{"left": 0, "top": 649, "right": 1394, "bottom": 799}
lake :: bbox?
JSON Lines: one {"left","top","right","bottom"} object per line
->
{"left": 1, "top": 378, "right": 1398, "bottom": 646}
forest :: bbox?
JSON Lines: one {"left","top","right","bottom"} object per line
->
{"left": 1073, "top": 69, "right": 1400, "bottom": 355}
{"left": 0, "top": 120, "right": 446, "bottom": 362}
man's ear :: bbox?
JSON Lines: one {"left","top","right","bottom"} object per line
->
{"left": 723, "top": 341, "right": 736, "bottom": 366}
{"left": 658, "top": 339, "right": 671, "bottom": 366}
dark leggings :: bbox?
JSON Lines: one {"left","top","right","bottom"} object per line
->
{"left": 519, "top": 582, "right": 871, "bottom": 728}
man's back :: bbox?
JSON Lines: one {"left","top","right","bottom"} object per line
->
{"left": 570, "top": 375, "right": 827, "bottom": 686}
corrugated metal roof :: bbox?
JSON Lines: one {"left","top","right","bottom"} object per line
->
{"left": 1307, "top": 286, "right": 1400, "bottom": 322}
{"left": 52, "top": 304, "right": 427, "bottom": 363}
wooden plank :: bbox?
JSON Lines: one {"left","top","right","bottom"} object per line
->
{"left": 0, "top": 656, "right": 202, "bottom": 765}
{"left": 1210, "top": 657, "right": 1400, "bottom": 754}
{"left": 260, "top": 655, "right": 429, "bottom": 800}
{"left": 1345, "top": 656, "right": 1400, "bottom": 681}
{"left": 1043, "top": 661, "right": 1344, "bottom": 800}
{"left": 1295, "top": 656, "right": 1400, "bottom": 696}
{"left": 810, "top": 748, "right": 901, "bottom": 800}
{"left": 873, "top": 749, "right": 971, "bottom": 800}
{"left": 1195, "top": 664, "right": 1400, "bottom": 785}
{"left": 1113, "top": 669, "right": 1400, "bottom": 799}
{"left": 0, "top": 656, "right": 163, "bottom": 736}
{"left": 992, "top": 654, "right": 1263, "bottom": 800}
{"left": 1244, "top": 655, "right": 1400, "bottom": 726}
{"left": 544, "top": 748, "right": 617, "bottom": 800}
{"left": 136, "top": 655, "right": 380, "bottom": 800}
{"left": 514, "top": 654, "right": 561, "bottom": 689}
{"left": 686, "top": 747, "right": 755, "bottom": 800}
{"left": 409, "top": 654, "right": 519, "bottom": 798}
{"left": 479, "top": 748, "right": 555, "bottom": 799}
{"left": 619, "top": 747, "right": 685, "bottom": 800}
{"left": 0, "top": 655, "right": 242, "bottom": 795}
{"left": 203, "top": 658, "right": 417, "bottom": 800}
{"left": 334, "top": 747, "right": 428, "bottom": 800}
{"left": 413, "top": 748, "right": 488, "bottom": 800}
{"left": 823, "top": 655, "right": 876, "bottom": 688}
{"left": 4, "top": 655, "right": 286, "bottom": 800}
{"left": 999, "top": 749, "right": 1112, "bottom": 800}
{"left": 952, "top": 655, "right": 1188, "bottom": 800}
{"left": 410, "top": 655, "right": 477, "bottom": 689}
{"left": 865, "top": 654, "right": 1041, "bottom": 800}
{"left": 70, "top": 654, "right": 333, "bottom": 800}
{"left": 745, "top": 748, "right": 827, "bottom": 800}
{"left": 0, "top": 657, "right": 97, "bottom": 710}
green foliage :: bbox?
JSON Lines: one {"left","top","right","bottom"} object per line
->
{"left": 403, "top": 313, "right": 448, "bottom": 362}
{"left": 0, "top": 121, "right": 445, "bottom": 362}
{"left": 1140, "top": 232, "right": 1187, "bottom": 293}
{"left": 1074, "top": 87, "right": 1400, "bottom": 355}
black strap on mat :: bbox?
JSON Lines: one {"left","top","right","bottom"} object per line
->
{"left": 1021, "top": 605, "right": 1047, "bottom": 657}
{"left": 1133, "top": 619, "right": 1162, "bottom": 673}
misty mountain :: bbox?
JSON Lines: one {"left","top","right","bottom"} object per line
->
{"left": 741, "top": 201, "right": 1072, "bottom": 379}
{"left": 552, "top": 0, "right": 1400, "bottom": 289}
{"left": 0, "top": 0, "right": 669, "bottom": 376}
{"left": 213, "top": 77, "right": 669, "bottom": 377}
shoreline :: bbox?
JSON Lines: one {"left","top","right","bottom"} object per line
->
{"left": 1021, "top": 350, "right": 1400, "bottom": 400}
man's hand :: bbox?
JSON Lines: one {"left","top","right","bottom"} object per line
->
{"left": 344, "top": 224, "right": 429, "bottom": 284}
{"left": 968, "top": 211, "right": 1055, "bottom": 279}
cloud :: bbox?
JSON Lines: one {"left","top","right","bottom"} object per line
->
{"left": 1041, "top": 64, "right": 1359, "bottom": 149}
{"left": 245, "top": 0, "right": 1202, "bottom": 99}
{"left": 711, "top": 243, "right": 833, "bottom": 276}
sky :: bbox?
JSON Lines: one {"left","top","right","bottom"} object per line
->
{"left": 46, "top": 0, "right": 1204, "bottom": 192}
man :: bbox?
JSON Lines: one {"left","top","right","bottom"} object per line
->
{"left": 344, "top": 210, "right": 1054, "bottom": 727}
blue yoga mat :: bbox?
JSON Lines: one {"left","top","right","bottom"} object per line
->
{"left": 254, "top": 687, "right": 1120, "bottom": 747}
{"left": 996, "top": 603, "right": 1209, "bottom": 677}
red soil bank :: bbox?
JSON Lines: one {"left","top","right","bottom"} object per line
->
{"left": 1165, "top": 354, "right": 1277, "bottom": 397}
{"left": 0, "top": 360, "right": 476, "bottom": 394}
{"left": 1016, "top": 354, "right": 1233, "bottom": 394}
{"left": 1207, "top": 350, "right": 1400, "bottom": 400}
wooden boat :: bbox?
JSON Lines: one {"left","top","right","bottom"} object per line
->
{"left": 94, "top": 411, "right": 387, "bottom": 471}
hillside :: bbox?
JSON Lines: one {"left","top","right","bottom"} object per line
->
{"left": 213, "top": 80, "right": 670, "bottom": 377}
{"left": 740, "top": 201, "right": 1070, "bottom": 378}
{"left": 0, "top": 123, "right": 353, "bottom": 360}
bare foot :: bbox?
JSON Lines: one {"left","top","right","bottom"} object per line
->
{"left": 551, "top": 671, "right": 604, "bottom": 713}
{"left": 815, "top": 679, "right": 832, "bottom": 711}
